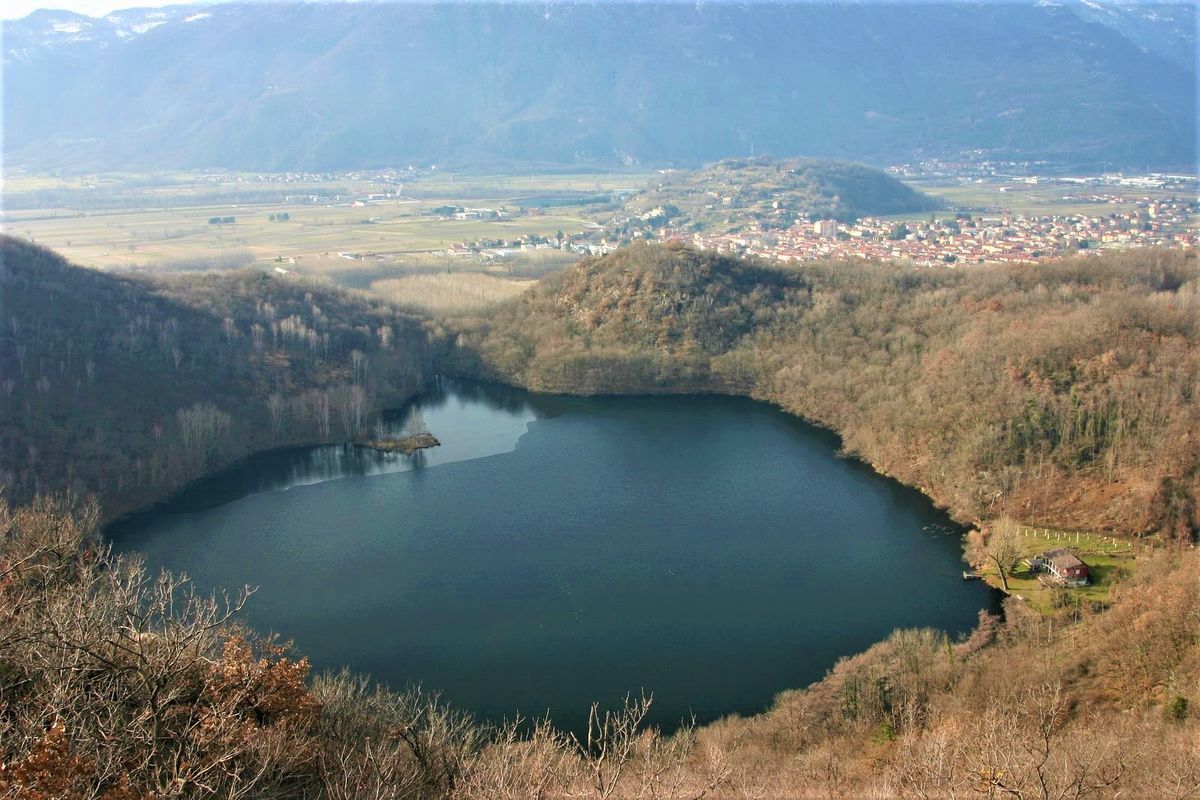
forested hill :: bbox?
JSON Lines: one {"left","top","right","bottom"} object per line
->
{"left": 0, "top": 237, "right": 433, "bottom": 518}
{"left": 450, "top": 243, "right": 1200, "bottom": 539}
{"left": 3, "top": 2, "right": 1195, "bottom": 171}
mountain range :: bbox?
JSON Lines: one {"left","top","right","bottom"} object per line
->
{"left": 2, "top": 1, "right": 1196, "bottom": 172}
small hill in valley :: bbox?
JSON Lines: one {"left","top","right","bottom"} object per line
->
{"left": 622, "top": 159, "right": 941, "bottom": 233}
{"left": 450, "top": 243, "right": 809, "bottom": 394}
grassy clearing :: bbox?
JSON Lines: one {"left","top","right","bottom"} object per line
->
{"left": 370, "top": 272, "right": 535, "bottom": 313}
{"left": 973, "top": 525, "right": 1147, "bottom": 614}
{"left": 497, "top": 248, "right": 581, "bottom": 278}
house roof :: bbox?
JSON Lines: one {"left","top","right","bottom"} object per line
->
{"left": 1044, "top": 548, "right": 1086, "bottom": 571}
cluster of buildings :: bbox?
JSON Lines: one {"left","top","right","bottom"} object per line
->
{"left": 888, "top": 161, "right": 1198, "bottom": 189}
{"left": 657, "top": 198, "right": 1197, "bottom": 267}
{"left": 234, "top": 167, "right": 416, "bottom": 185}
{"left": 441, "top": 231, "right": 621, "bottom": 263}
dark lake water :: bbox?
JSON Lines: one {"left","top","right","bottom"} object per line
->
{"left": 109, "top": 379, "right": 999, "bottom": 733}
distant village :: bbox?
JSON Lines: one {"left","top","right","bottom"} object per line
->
{"left": 435, "top": 192, "right": 1196, "bottom": 269}
{"left": 655, "top": 196, "right": 1197, "bottom": 267}
{"left": 214, "top": 165, "right": 1199, "bottom": 269}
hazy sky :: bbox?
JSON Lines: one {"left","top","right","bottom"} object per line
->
{"left": 1, "top": 0, "right": 229, "bottom": 20}
{"left": 0, "top": 0, "right": 424, "bottom": 20}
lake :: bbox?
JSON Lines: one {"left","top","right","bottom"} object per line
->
{"left": 108, "top": 379, "right": 999, "bottom": 733}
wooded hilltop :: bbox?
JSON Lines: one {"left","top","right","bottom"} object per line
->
{"left": 0, "top": 237, "right": 1197, "bottom": 797}
{"left": 450, "top": 242, "right": 1200, "bottom": 539}
{"left": 616, "top": 158, "right": 942, "bottom": 231}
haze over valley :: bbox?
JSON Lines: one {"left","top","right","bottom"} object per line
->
{"left": 0, "top": 1, "right": 1198, "bottom": 797}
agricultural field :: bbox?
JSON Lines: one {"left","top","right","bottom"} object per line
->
{"left": 0, "top": 202, "right": 589, "bottom": 267}
{"left": 6, "top": 168, "right": 1191, "bottom": 299}
{"left": 0, "top": 168, "right": 653, "bottom": 278}
{"left": 911, "top": 178, "right": 1193, "bottom": 218}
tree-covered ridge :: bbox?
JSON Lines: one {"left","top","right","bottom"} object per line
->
{"left": 623, "top": 158, "right": 940, "bottom": 233}
{"left": 454, "top": 244, "right": 805, "bottom": 394}
{"left": 539, "top": 244, "right": 804, "bottom": 352}
{"left": 452, "top": 243, "right": 1200, "bottom": 538}
{"left": 0, "top": 237, "right": 434, "bottom": 518}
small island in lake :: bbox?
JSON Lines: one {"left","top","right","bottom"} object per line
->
{"left": 362, "top": 433, "right": 441, "bottom": 454}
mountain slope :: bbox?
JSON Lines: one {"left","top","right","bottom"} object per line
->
{"left": 1067, "top": 0, "right": 1196, "bottom": 70}
{"left": 0, "top": 236, "right": 433, "bottom": 517}
{"left": 2, "top": 2, "right": 1195, "bottom": 171}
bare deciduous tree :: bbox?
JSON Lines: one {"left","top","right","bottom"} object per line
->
{"left": 571, "top": 693, "right": 653, "bottom": 800}
{"left": 967, "top": 517, "right": 1024, "bottom": 592}
{"left": 177, "top": 402, "right": 233, "bottom": 466}
{"left": 266, "top": 393, "right": 286, "bottom": 440}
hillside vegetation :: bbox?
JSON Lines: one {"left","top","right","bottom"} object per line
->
{"left": 0, "top": 237, "right": 434, "bottom": 518}
{"left": 370, "top": 273, "right": 536, "bottom": 314}
{"left": 0, "top": 495, "right": 1196, "bottom": 798}
{"left": 1, "top": 239, "right": 1198, "bottom": 797}
{"left": 451, "top": 242, "right": 1200, "bottom": 538}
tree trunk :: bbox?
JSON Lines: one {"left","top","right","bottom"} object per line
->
{"left": 991, "top": 555, "right": 1010, "bottom": 593}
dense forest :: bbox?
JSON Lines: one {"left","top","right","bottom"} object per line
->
{"left": 1, "top": 237, "right": 1198, "bottom": 796}
{"left": 450, "top": 242, "right": 1200, "bottom": 539}
{"left": 0, "top": 237, "right": 434, "bottom": 519}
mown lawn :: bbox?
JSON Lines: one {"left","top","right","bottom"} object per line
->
{"left": 972, "top": 526, "right": 1147, "bottom": 615}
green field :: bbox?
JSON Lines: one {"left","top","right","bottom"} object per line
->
{"left": 0, "top": 168, "right": 651, "bottom": 202}
{"left": 972, "top": 525, "right": 1148, "bottom": 614}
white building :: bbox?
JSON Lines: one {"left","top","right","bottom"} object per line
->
{"left": 813, "top": 219, "right": 839, "bottom": 238}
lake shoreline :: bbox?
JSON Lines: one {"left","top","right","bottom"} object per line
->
{"left": 104, "top": 376, "right": 986, "bottom": 556}
{"left": 108, "top": 378, "right": 1001, "bottom": 733}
